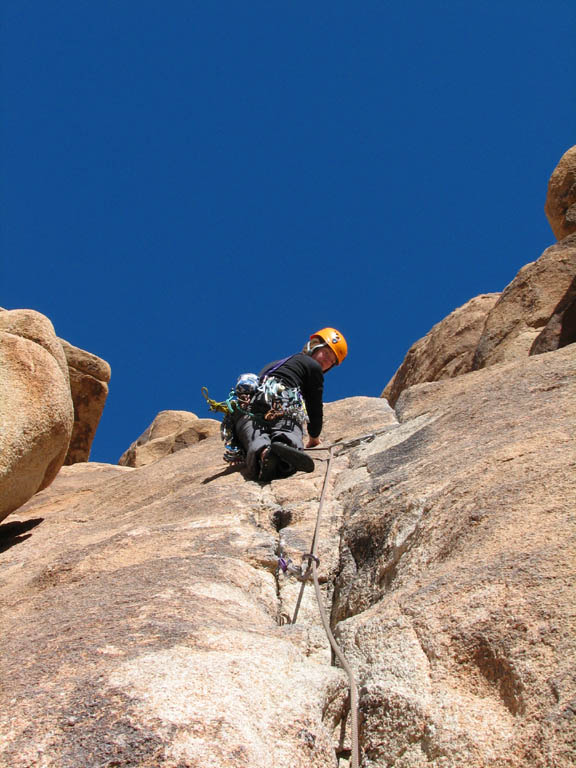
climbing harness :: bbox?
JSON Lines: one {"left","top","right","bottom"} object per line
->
{"left": 201, "top": 366, "right": 308, "bottom": 465}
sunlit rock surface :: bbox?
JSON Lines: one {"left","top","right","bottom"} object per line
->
{"left": 0, "top": 310, "right": 74, "bottom": 522}
{"left": 382, "top": 294, "right": 499, "bottom": 407}
{"left": 335, "top": 345, "right": 575, "bottom": 767}
{"left": 545, "top": 144, "right": 576, "bottom": 241}
{"left": 1, "top": 338, "right": 574, "bottom": 766}
{"left": 118, "top": 410, "right": 221, "bottom": 468}
{"left": 0, "top": 397, "right": 395, "bottom": 767}
{"left": 382, "top": 234, "right": 576, "bottom": 404}
{"left": 473, "top": 235, "right": 576, "bottom": 368}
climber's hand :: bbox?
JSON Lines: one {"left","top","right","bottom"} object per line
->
{"left": 306, "top": 436, "right": 321, "bottom": 448}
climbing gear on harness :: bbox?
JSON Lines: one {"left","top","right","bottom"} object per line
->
{"left": 256, "top": 356, "right": 308, "bottom": 424}
{"left": 203, "top": 369, "right": 308, "bottom": 426}
{"left": 232, "top": 373, "right": 260, "bottom": 418}
{"left": 270, "top": 441, "right": 315, "bottom": 473}
{"left": 236, "top": 373, "right": 260, "bottom": 392}
{"left": 202, "top": 367, "right": 309, "bottom": 465}
{"left": 255, "top": 377, "right": 308, "bottom": 424}
{"left": 305, "top": 328, "right": 348, "bottom": 365}
{"left": 202, "top": 384, "right": 248, "bottom": 464}
{"left": 201, "top": 386, "right": 236, "bottom": 415}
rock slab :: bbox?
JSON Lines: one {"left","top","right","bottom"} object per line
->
{"left": 1, "top": 364, "right": 574, "bottom": 767}
{"left": 0, "top": 397, "right": 396, "bottom": 767}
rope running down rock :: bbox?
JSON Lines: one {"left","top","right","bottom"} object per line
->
{"left": 285, "top": 431, "right": 387, "bottom": 768}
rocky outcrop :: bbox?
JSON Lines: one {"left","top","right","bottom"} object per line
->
{"left": 383, "top": 237, "right": 576, "bottom": 402}
{"left": 382, "top": 294, "right": 499, "bottom": 407}
{"left": 118, "top": 410, "right": 221, "bottom": 467}
{"left": 472, "top": 234, "right": 576, "bottom": 368}
{"left": 0, "top": 310, "right": 74, "bottom": 523}
{"left": 0, "top": 397, "right": 397, "bottom": 767}
{"left": 545, "top": 145, "right": 576, "bottom": 240}
{"left": 60, "top": 339, "right": 111, "bottom": 465}
{"left": 335, "top": 345, "right": 575, "bottom": 766}
{"left": 1, "top": 351, "right": 574, "bottom": 765}
{"left": 382, "top": 152, "right": 576, "bottom": 405}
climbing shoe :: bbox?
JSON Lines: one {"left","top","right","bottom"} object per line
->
{"left": 258, "top": 447, "right": 278, "bottom": 482}
{"left": 270, "top": 442, "right": 315, "bottom": 473}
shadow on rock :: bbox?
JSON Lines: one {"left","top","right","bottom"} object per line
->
{"left": 0, "top": 518, "right": 44, "bottom": 554}
{"left": 201, "top": 464, "right": 244, "bottom": 484}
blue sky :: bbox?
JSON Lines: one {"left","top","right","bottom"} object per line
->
{"left": 2, "top": 1, "right": 575, "bottom": 463}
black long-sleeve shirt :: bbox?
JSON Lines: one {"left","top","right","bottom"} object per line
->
{"left": 259, "top": 353, "right": 324, "bottom": 438}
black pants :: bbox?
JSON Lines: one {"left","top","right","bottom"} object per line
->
{"left": 233, "top": 413, "right": 304, "bottom": 479}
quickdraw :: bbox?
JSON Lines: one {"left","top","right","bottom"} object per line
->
{"left": 277, "top": 553, "right": 319, "bottom": 582}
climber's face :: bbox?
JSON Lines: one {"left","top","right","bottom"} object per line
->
{"left": 312, "top": 345, "right": 338, "bottom": 372}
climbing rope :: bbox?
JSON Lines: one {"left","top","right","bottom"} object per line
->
{"left": 287, "top": 426, "right": 391, "bottom": 625}
{"left": 309, "top": 445, "right": 359, "bottom": 768}
{"left": 278, "top": 432, "right": 388, "bottom": 768}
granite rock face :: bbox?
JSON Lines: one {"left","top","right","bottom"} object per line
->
{"left": 1, "top": 353, "right": 574, "bottom": 767}
{"left": 0, "top": 310, "right": 74, "bottom": 522}
{"left": 118, "top": 410, "right": 221, "bottom": 467}
{"left": 382, "top": 294, "right": 499, "bottom": 407}
{"left": 473, "top": 235, "right": 576, "bottom": 369}
{"left": 383, "top": 238, "right": 576, "bottom": 402}
{"left": 60, "top": 339, "right": 111, "bottom": 464}
{"left": 334, "top": 345, "right": 575, "bottom": 767}
{"left": 381, "top": 153, "right": 576, "bottom": 405}
{"left": 0, "top": 397, "right": 396, "bottom": 768}
{"left": 545, "top": 145, "right": 576, "bottom": 241}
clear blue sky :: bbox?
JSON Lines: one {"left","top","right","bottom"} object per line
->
{"left": 1, "top": 2, "right": 575, "bottom": 463}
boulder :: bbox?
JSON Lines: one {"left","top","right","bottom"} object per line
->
{"left": 333, "top": 345, "right": 576, "bottom": 766}
{"left": 59, "top": 339, "right": 111, "bottom": 464}
{"left": 382, "top": 294, "right": 500, "bottom": 407}
{"left": 0, "top": 310, "right": 74, "bottom": 522}
{"left": 545, "top": 145, "right": 576, "bottom": 240}
{"left": 0, "top": 308, "right": 69, "bottom": 380}
{"left": 118, "top": 410, "right": 221, "bottom": 467}
{"left": 473, "top": 235, "right": 576, "bottom": 368}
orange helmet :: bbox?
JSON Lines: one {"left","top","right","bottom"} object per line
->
{"left": 309, "top": 327, "right": 348, "bottom": 365}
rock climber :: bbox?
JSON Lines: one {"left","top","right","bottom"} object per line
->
{"left": 223, "top": 328, "right": 348, "bottom": 481}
